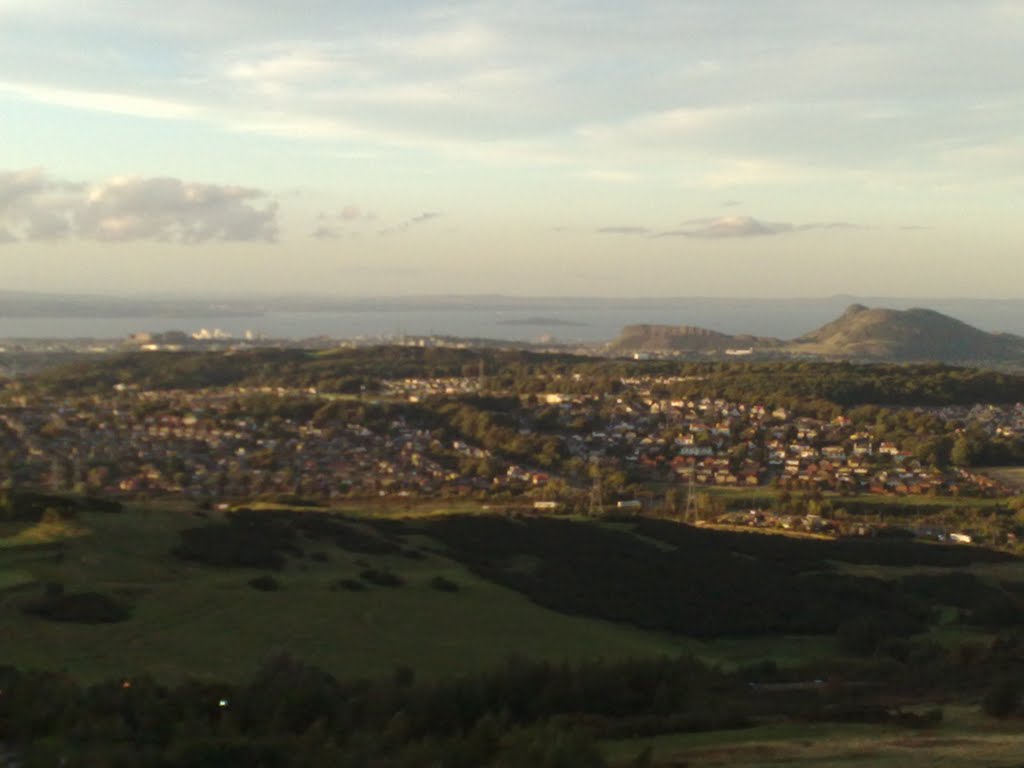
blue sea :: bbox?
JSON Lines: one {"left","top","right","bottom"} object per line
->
{"left": 0, "top": 297, "right": 1021, "bottom": 343}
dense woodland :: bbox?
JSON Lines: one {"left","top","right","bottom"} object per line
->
{"left": 3, "top": 630, "right": 1024, "bottom": 766}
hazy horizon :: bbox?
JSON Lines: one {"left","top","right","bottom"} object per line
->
{"left": 2, "top": 2, "right": 1022, "bottom": 298}
{"left": 2, "top": 292, "right": 1024, "bottom": 342}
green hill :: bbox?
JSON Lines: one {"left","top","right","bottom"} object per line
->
{"left": 607, "top": 324, "right": 778, "bottom": 354}
{"left": 788, "top": 304, "right": 1024, "bottom": 362}
{"left": 0, "top": 506, "right": 693, "bottom": 682}
{"left": 2, "top": 503, "right": 1021, "bottom": 683}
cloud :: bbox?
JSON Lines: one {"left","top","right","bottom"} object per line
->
{"left": 0, "top": 169, "right": 278, "bottom": 243}
{"left": 410, "top": 211, "right": 440, "bottom": 224}
{"left": 25, "top": 207, "right": 72, "bottom": 240}
{"left": 310, "top": 205, "right": 377, "bottom": 239}
{"left": 577, "top": 106, "right": 744, "bottom": 146}
{"left": 378, "top": 211, "right": 441, "bottom": 236}
{"left": 583, "top": 170, "right": 640, "bottom": 183}
{"left": 339, "top": 205, "right": 374, "bottom": 222}
{"left": 0, "top": 167, "right": 51, "bottom": 212}
{"left": 653, "top": 216, "right": 862, "bottom": 239}
{"left": 795, "top": 221, "right": 862, "bottom": 231}
{"left": 0, "top": 79, "right": 199, "bottom": 121}
{"left": 77, "top": 177, "right": 277, "bottom": 242}
{"left": 376, "top": 22, "right": 497, "bottom": 60}
{"left": 311, "top": 225, "right": 343, "bottom": 240}
{"left": 225, "top": 49, "right": 337, "bottom": 83}
{"left": 0, "top": 168, "right": 80, "bottom": 242}
{"left": 659, "top": 216, "right": 793, "bottom": 238}
{"left": 597, "top": 226, "right": 651, "bottom": 235}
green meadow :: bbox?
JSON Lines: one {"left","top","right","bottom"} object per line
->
{"left": 603, "top": 706, "right": 1024, "bottom": 767}
{"left": 3, "top": 502, "right": 1021, "bottom": 684}
{"left": 0, "top": 505, "right": 700, "bottom": 682}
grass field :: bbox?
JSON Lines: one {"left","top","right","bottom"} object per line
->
{"left": 4, "top": 503, "right": 1022, "bottom": 766}
{"left": 603, "top": 707, "right": 1024, "bottom": 767}
{"left": 0, "top": 506, "right": 709, "bottom": 683}
{"left": 1, "top": 502, "right": 1018, "bottom": 689}
{"left": 982, "top": 466, "right": 1024, "bottom": 491}
{"left": 704, "top": 485, "right": 1009, "bottom": 510}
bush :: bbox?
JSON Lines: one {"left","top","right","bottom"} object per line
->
{"left": 331, "top": 578, "right": 366, "bottom": 592}
{"left": 248, "top": 575, "right": 282, "bottom": 592}
{"left": 982, "top": 679, "right": 1022, "bottom": 718}
{"left": 360, "top": 568, "right": 403, "bottom": 588}
{"left": 21, "top": 591, "right": 131, "bottom": 623}
{"left": 836, "top": 616, "right": 883, "bottom": 657}
{"left": 172, "top": 517, "right": 293, "bottom": 570}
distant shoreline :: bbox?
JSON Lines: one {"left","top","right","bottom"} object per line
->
{"left": 496, "top": 316, "right": 588, "bottom": 327}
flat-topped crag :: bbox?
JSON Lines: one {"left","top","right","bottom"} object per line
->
{"left": 609, "top": 324, "right": 779, "bottom": 354}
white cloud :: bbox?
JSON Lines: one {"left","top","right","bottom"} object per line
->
{"left": 658, "top": 216, "right": 793, "bottom": 239}
{"left": 376, "top": 21, "right": 497, "bottom": 60}
{"left": 225, "top": 50, "right": 337, "bottom": 82}
{"left": 0, "top": 79, "right": 199, "bottom": 121}
{"left": 0, "top": 167, "right": 51, "bottom": 212}
{"left": 339, "top": 205, "right": 374, "bottom": 222}
{"left": 596, "top": 226, "right": 650, "bottom": 235}
{"left": 577, "top": 106, "right": 742, "bottom": 146}
{"left": 379, "top": 211, "right": 441, "bottom": 236}
{"left": 652, "top": 216, "right": 864, "bottom": 239}
{"left": 582, "top": 170, "right": 640, "bottom": 183}
{"left": 0, "top": 169, "right": 278, "bottom": 243}
{"left": 310, "top": 205, "right": 376, "bottom": 239}
{"left": 77, "top": 177, "right": 277, "bottom": 242}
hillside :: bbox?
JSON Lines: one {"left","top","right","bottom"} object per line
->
{"left": 789, "top": 304, "right": 1024, "bottom": 362}
{"left": 607, "top": 305, "right": 1024, "bottom": 363}
{"left": 2, "top": 502, "right": 1019, "bottom": 682}
{"left": 608, "top": 324, "right": 779, "bottom": 354}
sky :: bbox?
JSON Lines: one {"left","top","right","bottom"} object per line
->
{"left": 1, "top": 0, "right": 1022, "bottom": 298}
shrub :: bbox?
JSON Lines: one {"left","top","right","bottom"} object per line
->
{"left": 248, "top": 575, "right": 282, "bottom": 592}
{"left": 982, "top": 679, "right": 1022, "bottom": 718}
{"left": 331, "top": 578, "right": 366, "bottom": 592}
{"left": 836, "top": 616, "right": 883, "bottom": 657}
{"left": 360, "top": 569, "right": 403, "bottom": 588}
{"left": 21, "top": 591, "right": 131, "bottom": 623}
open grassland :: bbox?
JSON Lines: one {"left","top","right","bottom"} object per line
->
{"left": 0, "top": 506, "right": 700, "bottom": 683}
{"left": 982, "top": 466, "right": 1024, "bottom": 491}
{"left": 705, "top": 485, "right": 1008, "bottom": 510}
{"left": 603, "top": 707, "right": 1024, "bottom": 767}
{"left": 1, "top": 503, "right": 1019, "bottom": 685}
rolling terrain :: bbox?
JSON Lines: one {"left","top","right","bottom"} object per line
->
{"left": 1, "top": 501, "right": 1020, "bottom": 682}
{"left": 3, "top": 500, "right": 1024, "bottom": 766}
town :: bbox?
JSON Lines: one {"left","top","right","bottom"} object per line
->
{"left": 3, "top": 364, "right": 1022, "bottom": 536}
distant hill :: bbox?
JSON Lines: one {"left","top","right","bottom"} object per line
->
{"left": 607, "top": 305, "right": 1024, "bottom": 363}
{"left": 788, "top": 304, "right": 1024, "bottom": 362}
{"left": 607, "top": 324, "right": 780, "bottom": 354}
